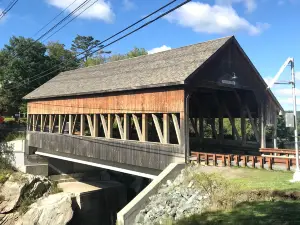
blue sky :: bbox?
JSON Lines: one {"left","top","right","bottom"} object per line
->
{"left": 0, "top": 0, "right": 300, "bottom": 110}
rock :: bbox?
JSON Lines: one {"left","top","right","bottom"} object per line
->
{"left": 0, "top": 212, "right": 20, "bottom": 225}
{"left": 29, "top": 181, "right": 48, "bottom": 199}
{"left": 15, "top": 193, "right": 74, "bottom": 225}
{"left": 0, "top": 173, "right": 34, "bottom": 213}
{"left": 0, "top": 173, "right": 52, "bottom": 214}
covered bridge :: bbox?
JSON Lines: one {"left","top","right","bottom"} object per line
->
{"left": 24, "top": 36, "right": 282, "bottom": 178}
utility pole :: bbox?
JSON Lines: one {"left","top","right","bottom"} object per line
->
{"left": 268, "top": 58, "right": 300, "bottom": 181}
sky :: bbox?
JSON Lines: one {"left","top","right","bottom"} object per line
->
{"left": 0, "top": 0, "right": 300, "bottom": 110}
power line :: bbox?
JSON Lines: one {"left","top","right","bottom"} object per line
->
{"left": 35, "top": 0, "right": 92, "bottom": 42}
{"left": 6, "top": 0, "right": 190, "bottom": 93}
{"left": 16, "top": 0, "right": 178, "bottom": 84}
{"left": 0, "top": 0, "right": 19, "bottom": 20}
{"left": 34, "top": 0, "right": 78, "bottom": 37}
{"left": 41, "top": 0, "right": 98, "bottom": 43}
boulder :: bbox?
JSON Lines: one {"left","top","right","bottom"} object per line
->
{"left": 0, "top": 212, "right": 20, "bottom": 225}
{"left": 15, "top": 193, "right": 74, "bottom": 225}
{"left": 0, "top": 173, "right": 35, "bottom": 213}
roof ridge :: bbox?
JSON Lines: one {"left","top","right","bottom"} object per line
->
{"left": 62, "top": 35, "right": 234, "bottom": 75}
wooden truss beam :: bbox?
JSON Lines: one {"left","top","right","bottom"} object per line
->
{"left": 115, "top": 114, "right": 124, "bottom": 140}
{"left": 80, "top": 114, "right": 85, "bottom": 136}
{"left": 93, "top": 114, "right": 99, "bottom": 137}
{"left": 245, "top": 105, "right": 260, "bottom": 142}
{"left": 172, "top": 114, "right": 181, "bottom": 145}
{"left": 132, "top": 114, "right": 142, "bottom": 141}
{"left": 163, "top": 114, "right": 170, "bottom": 144}
{"left": 100, "top": 114, "right": 109, "bottom": 138}
{"left": 142, "top": 114, "right": 148, "bottom": 142}
{"left": 152, "top": 114, "right": 164, "bottom": 143}
{"left": 86, "top": 114, "right": 94, "bottom": 136}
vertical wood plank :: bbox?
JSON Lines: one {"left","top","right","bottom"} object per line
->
{"left": 69, "top": 115, "right": 73, "bottom": 135}
{"left": 124, "top": 114, "right": 129, "bottom": 140}
{"left": 40, "top": 114, "right": 44, "bottom": 132}
{"left": 32, "top": 115, "right": 36, "bottom": 131}
{"left": 93, "top": 114, "right": 99, "bottom": 137}
{"left": 260, "top": 102, "right": 266, "bottom": 148}
{"left": 108, "top": 114, "right": 113, "bottom": 138}
{"left": 241, "top": 107, "right": 246, "bottom": 145}
{"left": 80, "top": 114, "right": 85, "bottom": 136}
{"left": 163, "top": 113, "right": 170, "bottom": 144}
{"left": 142, "top": 114, "right": 148, "bottom": 142}
{"left": 58, "top": 114, "right": 63, "bottom": 134}
{"left": 49, "top": 115, "right": 53, "bottom": 133}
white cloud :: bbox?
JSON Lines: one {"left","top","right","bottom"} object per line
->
{"left": 276, "top": 88, "right": 300, "bottom": 95}
{"left": 277, "top": 97, "right": 300, "bottom": 105}
{"left": 216, "top": 0, "right": 257, "bottom": 13}
{"left": 165, "top": 2, "right": 269, "bottom": 35}
{"left": 148, "top": 45, "right": 172, "bottom": 54}
{"left": 263, "top": 76, "right": 274, "bottom": 85}
{"left": 46, "top": 0, "right": 115, "bottom": 23}
{"left": 295, "top": 71, "right": 300, "bottom": 80}
{"left": 122, "top": 0, "right": 135, "bottom": 11}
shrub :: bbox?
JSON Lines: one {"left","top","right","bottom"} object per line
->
{"left": 5, "top": 131, "right": 26, "bottom": 142}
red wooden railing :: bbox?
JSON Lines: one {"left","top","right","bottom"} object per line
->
{"left": 191, "top": 148, "right": 297, "bottom": 171}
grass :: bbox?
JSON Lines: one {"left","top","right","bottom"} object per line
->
{"left": 4, "top": 131, "right": 26, "bottom": 141}
{"left": 228, "top": 167, "right": 300, "bottom": 191}
{"left": 174, "top": 201, "right": 300, "bottom": 225}
{"left": 0, "top": 169, "right": 13, "bottom": 184}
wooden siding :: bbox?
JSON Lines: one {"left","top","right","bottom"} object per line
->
{"left": 28, "top": 88, "right": 184, "bottom": 114}
{"left": 28, "top": 132, "right": 185, "bottom": 171}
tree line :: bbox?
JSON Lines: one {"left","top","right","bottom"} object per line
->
{"left": 0, "top": 35, "right": 147, "bottom": 114}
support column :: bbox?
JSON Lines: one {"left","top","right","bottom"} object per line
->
{"left": 49, "top": 115, "right": 53, "bottom": 133}
{"left": 199, "top": 112, "right": 204, "bottom": 142}
{"left": 124, "top": 114, "right": 129, "bottom": 140}
{"left": 80, "top": 114, "right": 85, "bottom": 136}
{"left": 219, "top": 106, "right": 224, "bottom": 143}
{"left": 181, "top": 92, "right": 190, "bottom": 163}
{"left": 69, "top": 115, "right": 73, "bottom": 135}
{"left": 93, "top": 114, "right": 99, "bottom": 137}
{"left": 58, "top": 114, "right": 63, "bottom": 134}
{"left": 108, "top": 114, "right": 113, "bottom": 138}
{"left": 40, "top": 114, "right": 44, "bottom": 132}
{"left": 260, "top": 103, "right": 266, "bottom": 148}
{"left": 142, "top": 114, "right": 148, "bottom": 142}
{"left": 232, "top": 118, "right": 236, "bottom": 140}
{"left": 32, "top": 115, "right": 36, "bottom": 131}
{"left": 163, "top": 114, "right": 170, "bottom": 144}
{"left": 273, "top": 113, "right": 278, "bottom": 149}
{"left": 241, "top": 106, "right": 246, "bottom": 145}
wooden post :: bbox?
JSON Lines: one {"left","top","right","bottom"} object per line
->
{"left": 49, "top": 115, "right": 53, "bottom": 133}
{"left": 124, "top": 114, "right": 129, "bottom": 140}
{"left": 273, "top": 114, "right": 278, "bottom": 148}
{"left": 93, "top": 114, "right": 99, "bottom": 137}
{"left": 108, "top": 114, "right": 113, "bottom": 138}
{"left": 163, "top": 114, "right": 170, "bottom": 144}
{"left": 40, "top": 115, "right": 44, "bottom": 132}
{"left": 232, "top": 118, "right": 236, "bottom": 140}
{"left": 133, "top": 114, "right": 142, "bottom": 141}
{"left": 80, "top": 114, "right": 85, "bottom": 136}
{"left": 241, "top": 107, "right": 246, "bottom": 145}
{"left": 58, "top": 114, "right": 63, "bottom": 134}
{"left": 100, "top": 114, "right": 108, "bottom": 138}
{"left": 219, "top": 106, "right": 224, "bottom": 143}
{"left": 32, "top": 115, "right": 36, "bottom": 131}
{"left": 142, "top": 114, "right": 148, "bottom": 142}
{"left": 69, "top": 115, "right": 73, "bottom": 135}
{"left": 260, "top": 103, "right": 266, "bottom": 148}
{"left": 199, "top": 112, "right": 204, "bottom": 142}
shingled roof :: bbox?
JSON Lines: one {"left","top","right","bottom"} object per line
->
{"left": 24, "top": 36, "right": 232, "bottom": 100}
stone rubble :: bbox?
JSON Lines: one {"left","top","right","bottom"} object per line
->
{"left": 135, "top": 168, "right": 210, "bottom": 225}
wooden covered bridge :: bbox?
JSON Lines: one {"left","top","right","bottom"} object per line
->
{"left": 24, "top": 36, "right": 283, "bottom": 178}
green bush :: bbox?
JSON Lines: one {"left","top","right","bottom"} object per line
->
{"left": 4, "top": 131, "right": 26, "bottom": 142}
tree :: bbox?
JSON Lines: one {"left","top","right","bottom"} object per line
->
{"left": 126, "top": 47, "right": 147, "bottom": 58}
{"left": 47, "top": 41, "right": 79, "bottom": 70}
{"left": 0, "top": 36, "right": 59, "bottom": 113}
{"left": 71, "top": 35, "right": 101, "bottom": 62}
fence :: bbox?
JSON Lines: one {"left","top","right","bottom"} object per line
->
{"left": 191, "top": 148, "right": 297, "bottom": 171}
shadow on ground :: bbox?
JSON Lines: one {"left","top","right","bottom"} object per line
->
{"left": 175, "top": 201, "right": 300, "bottom": 225}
